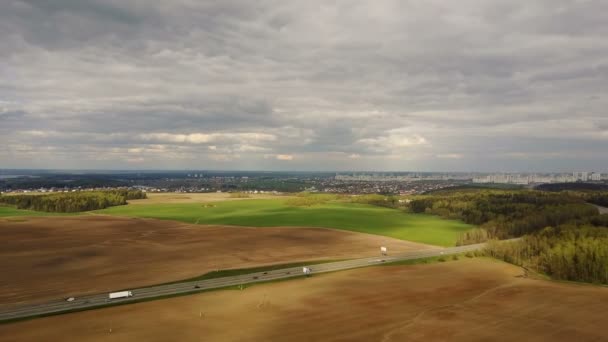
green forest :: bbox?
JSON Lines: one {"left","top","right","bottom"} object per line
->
{"left": 409, "top": 190, "right": 602, "bottom": 240}
{"left": 0, "top": 189, "right": 146, "bottom": 213}
{"left": 408, "top": 189, "right": 608, "bottom": 284}
{"left": 485, "top": 222, "right": 608, "bottom": 284}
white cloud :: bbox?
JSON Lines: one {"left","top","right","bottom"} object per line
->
{"left": 140, "top": 133, "right": 213, "bottom": 144}
{"left": 209, "top": 154, "right": 240, "bottom": 162}
{"left": 2, "top": 1, "right": 608, "bottom": 171}
{"left": 234, "top": 145, "right": 269, "bottom": 152}
{"left": 126, "top": 157, "right": 145, "bottom": 163}
{"left": 436, "top": 153, "right": 464, "bottom": 159}
{"left": 21, "top": 130, "right": 49, "bottom": 137}
{"left": 139, "top": 132, "right": 277, "bottom": 145}
{"left": 357, "top": 129, "right": 428, "bottom": 153}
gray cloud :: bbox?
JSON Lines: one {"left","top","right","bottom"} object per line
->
{"left": 1, "top": 0, "right": 607, "bottom": 171}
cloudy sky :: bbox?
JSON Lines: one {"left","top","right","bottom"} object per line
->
{"left": 1, "top": 0, "right": 607, "bottom": 171}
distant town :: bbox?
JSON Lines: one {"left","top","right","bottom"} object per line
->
{"left": 1, "top": 170, "right": 606, "bottom": 196}
{"left": 472, "top": 171, "right": 605, "bottom": 184}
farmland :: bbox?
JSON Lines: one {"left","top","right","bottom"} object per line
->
{"left": 0, "top": 215, "right": 434, "bottom": 307}
{"left": 97, "top": 199, "right": 473, "bottom": 246}
{"left": 2, "top": 258, "right": 606, "bottom": 341}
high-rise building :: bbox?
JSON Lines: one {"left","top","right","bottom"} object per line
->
{"left": 573, "top": 172, "right": 590, "bottom": 181}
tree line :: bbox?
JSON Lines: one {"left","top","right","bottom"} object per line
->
{"left": 485, "top": 221, "right": 608, "bottom": 284}
{"left": 0, "top": 189, "right": 146, "bottom": 213}
{"left": 580, "top": 192, "right": 608, "bottom": 207}
{"left": 285, "top": 192, "right": 400, "bottom": 208}
{"left": 408, "top": 190, "right": 598, "bottom": 242}
{"left": 408, "top": 188, "right": 608, "bottom": 284}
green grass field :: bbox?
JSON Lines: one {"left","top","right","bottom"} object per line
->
{"left": 0, "top": 206, "right": 78, "bottom": 218}
{"left": 97, "top": 199, "right": 473, "bottom": 246}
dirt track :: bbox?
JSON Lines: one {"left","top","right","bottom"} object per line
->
{"left": 2, "top": 258, "right": 606, "bottom": 342}
{"left": 0, "top": 216, "right": 433, "bottom": 307}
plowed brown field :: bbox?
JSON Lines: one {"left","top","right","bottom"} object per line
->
{"left": 0, "top": 216, "right": 433, "bottom": 307}
{"left": 2, "top": 259, "right": 606, "bottom": 342}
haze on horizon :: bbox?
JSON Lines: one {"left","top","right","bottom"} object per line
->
{"left": 1, "top": 1, "right": 607, "bottom": 172}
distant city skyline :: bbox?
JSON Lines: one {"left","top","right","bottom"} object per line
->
{"left": 1, "top": 168, "right": 605, "bottom": 177}
{"left": 1, "top": 1, "right": 608, "bottom": 171}
{"left": 0, "top": 168, "right": 607, "bottom": 175}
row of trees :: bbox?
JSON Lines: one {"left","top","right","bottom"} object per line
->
{"left": 485, "top": 223, "right": 608, "bottom": 284}
{"left": 581, "top": 192, "right": 608, "bottom": 207}
{"left": 410, "top": 188, "right": 608, "bottom": 284}
{"left": 0, "top": 189, "right": 146, "bottom": 212}
{"left": 349, "top": 194, "right": 399, "bottom": 208}
{"left": 285, "top": 193, "right": 340, "bottom": 206}
{"left": 284, "top": 192, "right": 400, "bottom": 208}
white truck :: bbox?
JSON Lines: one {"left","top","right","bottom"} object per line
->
{"left": 109, "top": 291, "right": 133, "bottom": 300}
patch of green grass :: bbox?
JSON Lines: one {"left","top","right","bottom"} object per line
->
{"left": 158, "top": 260, "right": 342, "bottom": 286}
{"left": 0, "top": 206, "right": 79, "bottom": 218}
{"left": 96, "top": 199, "right": 473, "bottom": 246}
{"left": 378, "top": 253, "right": 466, "bottom": 266}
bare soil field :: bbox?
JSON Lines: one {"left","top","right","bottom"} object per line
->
{"left": 127, "top": 192, "right": 292, "bottom": 205}
{"left": 0, "top": 216, "right": 431, "bottom": 307}
{"left": 2, "top": 258, "right": 607, "bottom": 342}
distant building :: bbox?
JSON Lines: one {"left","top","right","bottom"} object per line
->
{"left": 573, "top": 172, "right": 589, "bottom": 181}
{"left": 591, "top": 172, "right": 602, "bottom": 181}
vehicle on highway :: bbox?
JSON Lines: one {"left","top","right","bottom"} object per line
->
{"left": 108, "top": 291, "right": 133, "bottom": 300}
{"left": 65, "top": 297, "right": 75, "bottom": 302}
{"left": 0, "top": 243, "right": 489, "bottom": 322}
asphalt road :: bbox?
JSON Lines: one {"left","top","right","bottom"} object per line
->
{"left": 594, "top": 204, "right": 608, "bottom": 215}
{"left": 0, "top": 243, "right": 485, "bottom": 322}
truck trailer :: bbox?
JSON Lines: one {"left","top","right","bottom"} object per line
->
{"left": 109, "top": 291, "right": 133, "bottom": 299}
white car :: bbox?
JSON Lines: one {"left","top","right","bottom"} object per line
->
{"left": 66, "top": 297, "right": 76, "bottom": 302}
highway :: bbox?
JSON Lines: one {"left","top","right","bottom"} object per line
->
{"left": 0, "top": 243, "right": 485, "bottom": 322}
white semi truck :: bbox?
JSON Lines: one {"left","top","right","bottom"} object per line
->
{"left": 109, "top": 291, "right": 133, "bottom": 300}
